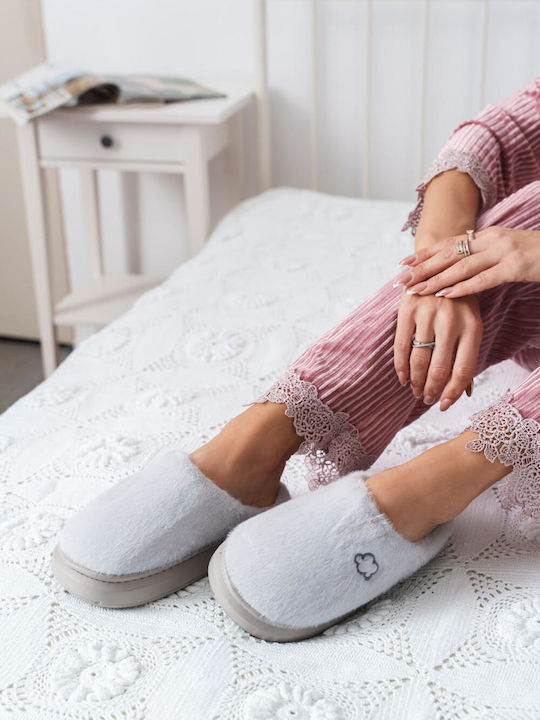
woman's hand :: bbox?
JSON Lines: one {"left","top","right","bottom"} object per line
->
{"left": 394, "top": 293, "right": 482, "bottom": 410}
{"left": 395, "top": 226, "right": 540, "bottom": 298}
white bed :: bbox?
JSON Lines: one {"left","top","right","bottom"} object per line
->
{"left": 0, "top": 188, "right": 538, "bottom": 720}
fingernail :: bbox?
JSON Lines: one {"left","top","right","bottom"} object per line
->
{"left": 435, "top": 288, "right": 451, "bottom": 298}
{"left": 412, "top": 388, "right": 422, "bottom": 398}
{"left": 398, "top": 253, "right": 417, "bottom": 266}
{"left": 393, "top": 269, "right": 413, "bottom": 287}
{"left": 398, "top": 371, "right": 407, "bottom": 386}
{"left": 423, "top": 395, "right": 434, "bottom": 405}
{"left": 466, "top": 379, "right": 474, "bottom": 397}
{"left": 440, "top": 398, "right": 452, "bottom": 411}
{"left": 406, "top": 281, "right": 428, "bottom": 295}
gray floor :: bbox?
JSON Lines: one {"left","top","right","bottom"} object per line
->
{"left": 0, "top": 338, "right": 71, "bottom": 413}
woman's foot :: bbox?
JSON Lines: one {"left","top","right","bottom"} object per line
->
{"left": 53, "top": 449, "right": 291, "bottom": 608}
{"left": 209, "top": 470, "right": 452, "bottom": 641}
{"left": 191, "top": 402, "right": 302, "bottom": 507}
{"left": 366, "top": 429, "right": 513, "bottom": 541}
{"left": 208, "top": 428, "right": 516, "bottom": 641}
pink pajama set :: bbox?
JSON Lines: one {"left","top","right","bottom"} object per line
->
{"left": 256, "top": 77, "right": 540, "bottom": 522}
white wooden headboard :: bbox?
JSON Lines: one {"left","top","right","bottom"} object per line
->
{"left": 252, "top": 0, "right": 538, "bottom": 199}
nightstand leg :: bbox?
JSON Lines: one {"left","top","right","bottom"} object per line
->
{"left": 79, "top": 168, "right": 103, "bottom": 277}
{"left": 184, "top": 131, "right": 210, "bottom": 257}
{"left": 227, "top": 110, "right": 246, "bottom": 206}
{"left": 16, "top": 123, "right": 58, "bottom": 378}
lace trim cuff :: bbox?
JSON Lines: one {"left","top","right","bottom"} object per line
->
{"left": 401, "top": 149, "right": 496, "bottom": 236}
{"left": 252, "top": 368, "right": 372, "bottom": 490}
{"left": 465, "top": 398, "right": 540, "bottom": 522}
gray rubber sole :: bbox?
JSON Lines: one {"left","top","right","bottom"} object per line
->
{"left": 208, "top": 542, "right": 354, "bottom": 642}
{"left": 51, "top": 543, "right": 219, "bottom": 608}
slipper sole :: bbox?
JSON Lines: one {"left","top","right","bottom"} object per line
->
{"left": 51, "top": 543, "right": 219, "bottom": 608}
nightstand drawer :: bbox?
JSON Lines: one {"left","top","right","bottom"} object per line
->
{"left": 37, "top": 117, "right": 186, "bottom": 164}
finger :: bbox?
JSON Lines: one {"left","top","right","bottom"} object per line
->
{"left": 397, "top": 235, "right": 456, "bottom": 267}
{"left": 400, "top": 233, "right": 482, "bottom": 288}
{"left": 400, "top": 231, "right": 495, "bottom": 285}
{"left": 398, "top": 243, "right": 440, "bottom": 267}
{"left": 398, "top": 252, "right": 418, "bottom": 267}
{"left": 395, "top": 241, "right": 455, "bottom": 288}
{"left": 411, "top": 252, "right": 496, "bottom": 295}
{"left": 440, "top": 327, "right": 482, "bottom": 411}
{"left": 422, "top": 328, "right": 456, "bottom": 405}
{"left": 433, "top": 265, "right": 509, "bottom": 299}
{"left": 393, "top": 300, "right": 416, "bottom": 386}
{"left": 403, "top": 242, "right": 460, "bottom": 286}
{"left": 398, "top": 228, "right": 493, "bottom": 270}
{"left": 409, "top": 317, "right": 435, "bottom": 398}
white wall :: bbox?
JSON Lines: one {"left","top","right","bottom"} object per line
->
{"left": 41, "top": 0, "right": 540, "bottom": 288}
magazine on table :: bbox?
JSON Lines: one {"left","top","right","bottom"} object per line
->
{"left": 0, "top": 63, "right": 226, "bottom": 125}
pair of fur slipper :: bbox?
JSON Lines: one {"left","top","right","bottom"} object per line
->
{"left": 52, "top": 450, "right": 451, "bottom": 642}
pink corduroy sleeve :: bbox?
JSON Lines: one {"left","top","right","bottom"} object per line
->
{"left": 403, "top": 76, "right": 540, "bottom": 235}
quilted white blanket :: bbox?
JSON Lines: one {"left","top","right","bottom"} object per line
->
{"left": 0, "top": 188, "right": 538, "bottom": 720}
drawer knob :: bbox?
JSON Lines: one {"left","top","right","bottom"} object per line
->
{"left": 100, "top": 135, "right": 114, "bottom": 148}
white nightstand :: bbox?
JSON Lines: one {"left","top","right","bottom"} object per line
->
{"left": 13, "top": 87, "right": 253, "bottom": 377}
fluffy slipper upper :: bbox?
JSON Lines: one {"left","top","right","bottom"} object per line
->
{"left": 218, "top": 471, "right": 452, "bottom": 634}
{"left": 57, "top": 449, "right": 289, "bottom": 577}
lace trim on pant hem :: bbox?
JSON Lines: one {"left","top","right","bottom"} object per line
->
{"left": 253, "top": 368, "right": 373, "bottom": 490}
{"left": 466, "top": 398, "right": 540, "bottom": 522}
{"left": 401, "top": 149, "right": 495, "bottom": 236}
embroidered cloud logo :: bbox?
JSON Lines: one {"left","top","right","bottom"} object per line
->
{"left": 354, "top": 552, "right": 379, "bottom": 580}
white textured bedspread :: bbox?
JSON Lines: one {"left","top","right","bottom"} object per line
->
{"left": 0, "top": 188, "right": 538, "bottom": 720}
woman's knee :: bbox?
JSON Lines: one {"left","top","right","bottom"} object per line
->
{"left": 477, "top": 180, "right": 540, "bottom": 231}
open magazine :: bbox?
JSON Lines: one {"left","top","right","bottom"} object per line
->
{"left": 0, "top": 63, "right": 226, "bottom": 125}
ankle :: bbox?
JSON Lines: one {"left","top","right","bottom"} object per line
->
{"left": 424, "top": 430, "right": 512, "bottom": 525}
{"left": 243, "top": 401, "right": 302, "bottom": 463}
{"left": 366, "top": 430, "right": 513, "bottom": 542}
{"left": 191, "top": 444, "right": 283, "bottom": 505}
{"left": 367, "top": 469, "right": 439, "bottom": 541}
{"left": 190, "top": 402, "right": 302, "bottom": 507}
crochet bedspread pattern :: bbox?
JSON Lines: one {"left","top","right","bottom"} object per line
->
{"left": 0, "top": 189, "right": 538, "bottom": 720}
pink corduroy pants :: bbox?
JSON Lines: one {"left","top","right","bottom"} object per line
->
{"left": 256, "top": 181, "right": 540, "bottom": 522}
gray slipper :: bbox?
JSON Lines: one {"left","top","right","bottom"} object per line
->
{"left": 208, "top": 471, "right": 452, "bottom": 642}
{"left": 52, "top": 450, "right": 290, "bottom": 608}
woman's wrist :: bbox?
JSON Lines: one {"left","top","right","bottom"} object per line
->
{"left": 413, "top": 169, "right": 481, "bottom": 252}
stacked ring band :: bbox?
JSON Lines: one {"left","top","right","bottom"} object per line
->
{"left": 412, "top": 339, "right": 436, "bottom": 349}
{"left": 457, "top": 229, "right": 474, "bottom": 256}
